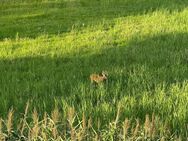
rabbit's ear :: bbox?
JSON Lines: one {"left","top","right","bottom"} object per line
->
{"left": 100, "top": 71, "right": 104, "bottom": 76}
{"left": 102, "top": 71, "right": 108, "bottom": 76}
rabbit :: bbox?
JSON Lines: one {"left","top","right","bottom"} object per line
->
{"left": 90, "top": 71, "right": 108, "bottom": 84}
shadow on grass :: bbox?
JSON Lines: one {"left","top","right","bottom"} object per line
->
{"left": 1, "top": 0, "right": 188, "bottom": 39}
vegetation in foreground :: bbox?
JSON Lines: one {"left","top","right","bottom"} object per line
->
{"left": 0, "top": 104, "right": 183, "bottom": 141}
{"left": 1, "top": 0, "right": 188, "bottom": 139}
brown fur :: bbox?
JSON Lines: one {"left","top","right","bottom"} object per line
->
{"left": 90, "top": 71, "right": 108, "bottom": 84}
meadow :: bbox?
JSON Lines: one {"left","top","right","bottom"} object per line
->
{"left": 0, "top": 0, "right": 188, "bottom": 140}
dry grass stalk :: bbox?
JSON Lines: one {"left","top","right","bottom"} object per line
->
{"left": 41, "top": 112, "right": 47, "bottom": 141}
{"left": 68, "top": 107, "right": 75, "bottom": 125}
{"left": 21, "top": 101, "right": 29, "bottom": 136}
{"left": 150, "top": 113, "right": 156, "bottom": 138}
{"left": 51, "top": 106, "right": 60, "bottom": 124}
{"left": 78, "top": 112, "right": 86, "bottom": 141}
{"left": 94, "top": 133, "right": 100, "bottom": 141}
{"left": 163, "top": 121, "right": 171, "bottom": 136}
{"left": 0, "top": 119, "right": 5, "bottom": 140}
{"left": 70, "top": 127, "right": 76, "bottom": 141}
{"left": 67, "top": 107, "right": 76, "bottom": 141}
{"left": 31, "top": 108, "right": 39, "bottom": 140}
{"left": 77, "top": 130, "right": 82, "bottom": 141}
{"left": 6, "top": 108, "right": 14, "bottom": 135}
{"left": 52, "top": 126, "right": 58, "bottom": 140}
{"left": 123, "top": 118, "right": 129, "bottom": 140}
{"left": 144, "top": 114, "right": 150, "bottom": 137}
{"left": 88, "top": 116, "right": 92, "bottom": 129}
{"left": 132, "top": 119, "right": 139, "bottom": 139}
{"left": 51, "top": 106, "right": 60, "bottom": 139}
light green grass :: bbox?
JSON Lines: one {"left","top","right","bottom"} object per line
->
{"left": 1, "top": 0, "right": 188, "bottom": 138}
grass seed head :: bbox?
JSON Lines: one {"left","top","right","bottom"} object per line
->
{"left": 132, "top": 119, "right": 139, "bottom": 139}
{"left": 6, "top": 108, "right": 14, "bottom": 135}
{"left": 123, "top": 118, "right": 130, "bottom": 139}
{"left": 144, "top": 114, "right": 150, "bottom": 136}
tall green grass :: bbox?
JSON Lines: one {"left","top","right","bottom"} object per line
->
{"left": 1, "top": 0, "right": 188, "bottom": 139}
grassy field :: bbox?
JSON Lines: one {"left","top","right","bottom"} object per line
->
{"left": 1, "top": 0, "right": 188, "bottom": 140}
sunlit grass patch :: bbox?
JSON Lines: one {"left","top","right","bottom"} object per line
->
{"left": 0, "top": 0, "right": 188, "bottom": 139}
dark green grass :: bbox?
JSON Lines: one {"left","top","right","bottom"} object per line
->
{"left": 1, "top": 0, "right": 188, "bottom": 39}
{"left": 1, "top": 0, "right": 188, "bottom": 137}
